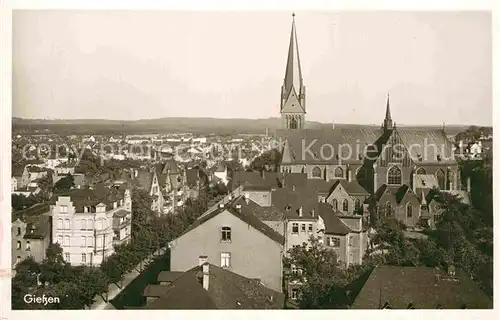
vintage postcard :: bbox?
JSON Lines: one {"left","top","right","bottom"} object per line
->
{"left": 4, "top": 6, "right": 494, "bottom": 313}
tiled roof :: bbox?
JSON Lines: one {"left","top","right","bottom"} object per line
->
{"left": 231, "top": 197, "right": 284, "bottom": 222}
{"left": 282, "top": 173, "right": 307, "bottom": 189}
{"left": 50, "top": 185, "right": 127, "bottom": 213}
{"left": 12, "top": 203, "right": 51, "bottom": 222}
{"left": 307, "top": 178, "right": 333, "bottom": 194}
{"left": 179, "top": 199, "right": 285, "bottom": 245}
{"left": 414, "top": 174, "right": 439, "bottom": 189}
{"left": 336, "top": 179, "right": 370, "bottom": 196}
{"left": 22, "top": 214, "right": 50, "bottom": 239}
{"left": 157, "top": 271, "right": 184, "bottom": 283}
{"left": 351, "top": 266, "right": 492, "bottom": 309}
{"left": 231, "top": 171, "right": 282, "bottom": 191}
{"left": 146, "top": 264, "right": 284, "bottom": 309}
{"left": 143, "top": 284, "right": 173, "bottom": 298}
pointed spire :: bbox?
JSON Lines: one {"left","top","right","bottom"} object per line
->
{"left": 385, "top": 93, "right": 392, "bottom": 121}
{"left": 283, "top": 13, "right": 303, "bottom": 98}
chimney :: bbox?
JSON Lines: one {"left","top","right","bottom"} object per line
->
{"left": 135, "top": 169, "right": 138, "bottom": 178}
{"left": 236, "top": 204, "right": 242, "bottom": 212}
{"left": 466, "top": 177, "right": 471, "bottom": 193}
{"left": 198, "top": 255, "right": 208, "bottom": 266}
{"left": 292, "top": 185, "right": 296, "bottom": 191}
{"left": 202, "top": 263, "right": 209, "bottom": 290}
{"left": 218, "top": 203, "right": 224, "bottom": 208}
{"left": 311, "top": 208, "right": 315, "bottom": 217}
{"left": 298, "top": 206, "right": 303, "bottom": 217}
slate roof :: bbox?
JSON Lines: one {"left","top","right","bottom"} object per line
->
{"left": 49, "top": 184, "right": 128, "bottom": 213}
{"left": 231, "top": 171, "right": 282, "bottom": 191}
{"left": 145, "top": 263, "right": 284, "bottom": 309}
{"left": 278, "top": 128, "right": 380, "bottom": 165}
{"left": 178, "top": 198, "right": 285, "bottom": 245}
{"left": 281, "top": 173, "right": 308, "bottom": 189}
{"left": 231, "top": 196, "right": 284, "bottom": 222}
{"left": 397, "top": 129, "right": 455, "bottom": 164}
{"left": 271, "top": 187, "right": 318, "bottom": 220}
{"left": 351, "top": 266, "right": 492, "bottom": 309}
{"left": 318, "top": 207, "right": 352, "bottom": 235}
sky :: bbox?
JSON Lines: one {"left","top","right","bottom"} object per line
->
{"left": 12, "top": 10, "right": 492, "bottom": 125}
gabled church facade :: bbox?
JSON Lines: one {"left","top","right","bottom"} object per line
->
{"left": 276, "top": 15, "right": 462, "bottom": 227}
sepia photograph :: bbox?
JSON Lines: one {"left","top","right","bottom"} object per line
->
{"left": 8, "top": 9, "right": 493, "bottom": 310}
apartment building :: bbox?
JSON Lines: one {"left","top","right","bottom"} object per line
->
{"left": 51, "top": 185, "right": 132, "bottom": 266}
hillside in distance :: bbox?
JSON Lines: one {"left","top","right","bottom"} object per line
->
{"left": 12, "top": 117, "right": 474, "bottom": 136}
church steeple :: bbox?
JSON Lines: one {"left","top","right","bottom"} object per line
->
{"left": 281, "top": 13, "right": 306, "bottom": 130}
{"left": 383, "top": 93, "right": 393, "bottom": 132}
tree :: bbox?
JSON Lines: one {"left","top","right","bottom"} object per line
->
{"left": 101, "top": 256, "right": 125, "bottom": 288}
{"left": 12, "top": 194, "right": 37, "bottom": 211}
{"left": 284, "top": 237, "right": 350, "bottom": 308}
{"left": 77, "top": 267, "right": 110, "bottom": 306}
{"left": 53, "top": 173, "right": 75, "bottom": 192}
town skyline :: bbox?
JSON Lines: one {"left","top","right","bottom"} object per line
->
{"left": 13, "top": 11, "right": 492, "bottom": 126}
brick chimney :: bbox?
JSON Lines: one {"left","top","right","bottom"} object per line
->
{"left": 202, "top": 263, "right": 209, "bottom": 290}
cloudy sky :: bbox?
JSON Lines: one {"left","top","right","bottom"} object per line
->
{"left": 12, "top": 10, "right": 491, "bottom": 125}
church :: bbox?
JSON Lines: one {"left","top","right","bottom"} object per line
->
{"left": 275, "top": 14, "right": 465, "bottom": 227}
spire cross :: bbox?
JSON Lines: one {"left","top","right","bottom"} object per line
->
{"left": 292, "top": 12, "right": 295, "bottom": 20}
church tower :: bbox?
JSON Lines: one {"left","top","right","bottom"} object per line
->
{"left": 280, "top": 13, "right": 306, "bottom": 130}
{"left": 382, "top": 94, "right": 393, "bottom": 133}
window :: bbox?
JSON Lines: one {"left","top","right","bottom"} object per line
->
{"left": 81, "top": 253, "right": 86, "bottom": 263}
{"left": 16, "top": 256, "right": 21, "bottom": 264}
{"left": 87, "top": 219, "right": 93, "bottom": 230}
{"left": 65, "top": 253, "right": 70, "bottom": 262}
{"left": 332, "top": 199, "right": 338, "bottom": 211}
{"left": 312, "top": 166, "right": 322, "bottom": 178}
{"left": 348, "top": 236, "right": 354, "bottom": 247}
{"left": 354, "top": 198, "right": 361, "bottom": 212}
{"left": 334, "top": 166, "right": 344, "bottom": 178}
{"left": 17, "top": 241, "right": 21, "bottom": 250}
{"left": 301, "top": 224, "right": 306, "bottom": 232}
{"left": 308, "top": 224, "right": 313, "bottom": 232}
{"left": 87, "top": 236, "right": 93, "bottom": 247}
{"left": 328, "top": 237, "right": 340, "bottom": 247}
{"left": 81, "top": 236, "right": 86, "bottom": 247}
{"left": 342, "top": 199, "right": 349, "bottom": 212}
{"left": 64, "top": 235, "right": 70, "bottom": 246}
{"left": 57, "top": 236, "right": 63, "bottom": 244}
{"left": 291, "top": 265, "right": 298, "bottom": 274}
{"left": 387, "top": 166, "right": 402, "bottom": 185}
{"left": 221, "top": 226, "right": 231, "bottom": 242}
{"left": 291, "top": 288, "right": 299, "bottom": 300}
{"left": 57, "top": 219, "right": 63, "bottom": 229}
{"left": 292, "top": 223, "right": 299, "bottom": 234}
{"left": 436, "top": 169, "right": 445, "bottom": 190}
{"left": 220, "top": 252, "right": 231, "bottom": 268}
{"left": 16, "top": 227, "right": 21, "bottom": 236}
{"left": 416, "top": 167, "right": 426, "bottom": 175}
{"left": 81, "top": 219, "right": 86, "bottom": 230}
{"left": 64, "top": 219, "right": 70, "bottom": 229}
{"left": 406, "top": 203, "right": 413, "bottom": 218}
{"left": 26, "top": 241, "right": 31, "bottom": 251}
{"left": 385, "top": 202, "right": 392, "bottom": 216}
{"left": 60, "top": 205, "right": 68, "bottom": 213}
{"left": 97, "top": 219, "right": 103, "bottom": 230}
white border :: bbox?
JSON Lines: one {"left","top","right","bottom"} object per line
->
{"left": 1, "top": 1, "right": 498, "bottom": 320}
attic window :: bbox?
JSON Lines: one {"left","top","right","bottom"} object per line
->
{"left": 286, "top": 205, "right": 292, "bottom": 211}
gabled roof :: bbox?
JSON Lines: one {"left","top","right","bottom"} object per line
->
{"left": 318, "top": 206, "right": 352, "bottom": 235}
{"left": 374, "top": 184, "right": 416, "bottom": 204}
{"left": 146, "top": 263, "right": 284, "bottom": 309}
{"left": 271, "top": 187, "right": 318, "bottom": 220}
{"left": 22, "top": 214, "right": 50, "bottom": 239}
{"left": 334, "top": 179, "right": 370, "bottom": 196}
{"left": 351, "top": 266, "right": 492, "bottom": 309}
{"left": 178, "top": 199, "right": 285, "bottom": 245}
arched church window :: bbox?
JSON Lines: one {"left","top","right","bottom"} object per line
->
{"left": 334, "top": 166, "right": 344, "bottom": 178}
{"left": 290, "top": 117, "right": 298, "bottom": 129}
{"left": 354, "top": 198, "right": 361, "bottom": 212}
{"left": 416, "top": 167, "right": 426, "bottom": 175}
{"left": 387, "top": 166, "right": 402, "bottom": 185}
{"left": 332, "top": 199, "right": 338, "bottom": 211}
{"left": 342, "top": 199, "right": 349, "bottom": 212}
{"left": 312, "top": 166, "right": 322, "bottom": 178}
{"left": 406, "top": 203, "right": 413, "bottom": 218}
{"left": 436, "top": 169, "right": 445, "bottom": 190}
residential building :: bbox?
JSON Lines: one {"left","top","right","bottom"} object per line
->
{"left": 350, "top": 266, "right": 492, "bottom": 309}
{"left": 11, "top": 212, "right": 51, "bottom": 268}
{"left": 132, "top": 168, "right": 165, "bottom": 214}
{"left": 169, "top": 199, "right": 285, "bottom": 292}
{"left": 12, "top": 164, "right": 29, "bottom": 190}
{"left": 50, "top": 185, "right": 132, "bottom": 266}
{"left": 145, "top": 262, "right": 284, "bottom": 309}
